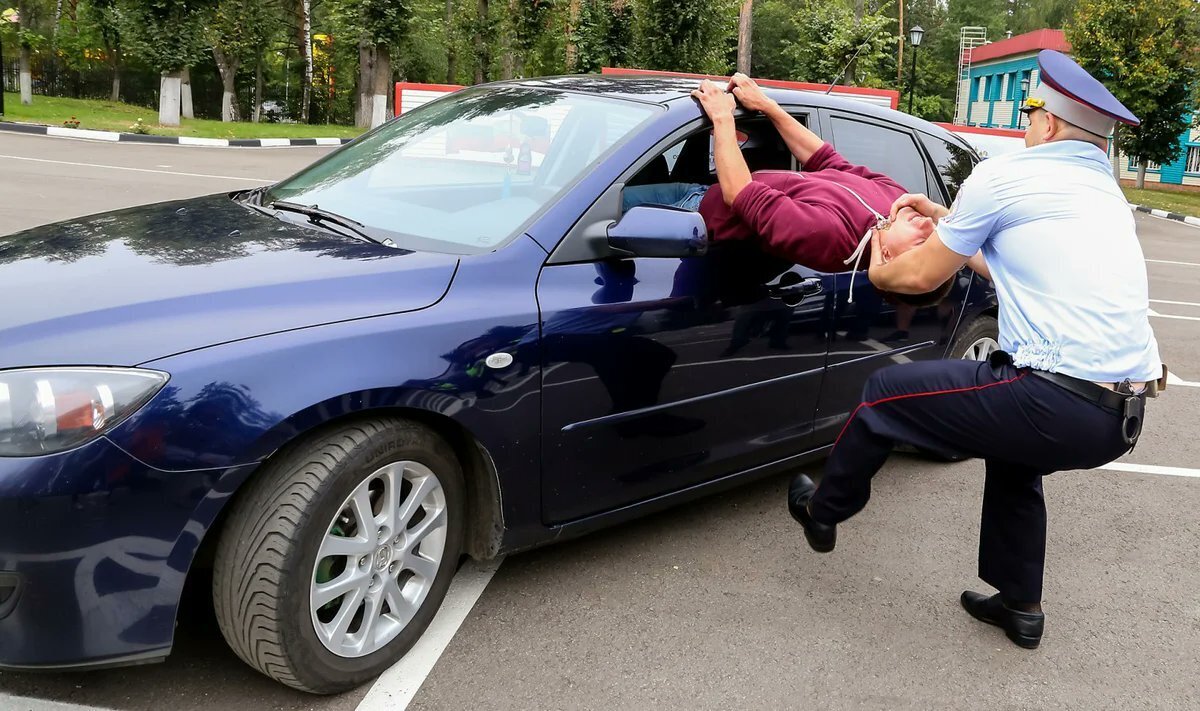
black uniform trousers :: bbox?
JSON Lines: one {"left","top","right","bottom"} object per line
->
{"left": 809, "top": 355, "right": 1135, "bottom": 604}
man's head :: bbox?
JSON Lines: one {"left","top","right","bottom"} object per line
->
{"left": 1021, "top": 107, "right": 1107, "bottom": 151}
{"left": 878, "top": 206, "right": 935, "bottom": 261}
{"left": 1018, "top": 50, "right": 1139, "bottom": 150}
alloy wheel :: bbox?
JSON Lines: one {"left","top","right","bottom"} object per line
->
{"left": 309, "top": 461, "right": 448, "bottom": 658}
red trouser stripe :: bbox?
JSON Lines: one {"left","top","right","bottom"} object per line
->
{"left": 833, "top": 373, "right": 1028, "bottom": 446}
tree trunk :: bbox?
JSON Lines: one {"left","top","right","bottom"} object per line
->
{"left": 1136, "top": 158, "right": 1147, "bottom": 190}
{"left": 1110, "top": 125, "right": 1121, "bottom": 183}
{"left": 501, "top": 0, "right": 516, "bottom": 79}
{"left": 213, "top": 49, "right": 239, "bottom": 122}
{"left": 736, "top": 0, "right": 753, "bottom": 74}
{"left": 19, "top": 45, "right": 32, "bottom": 105}
{"left": 565, "top": 0, "right": 580, "bottom": 72}
{"left": 446, "top": 0, "right": 458, "bottom": 83}
{"left": 897, "top": 0, "right": 904, "bottom": 85}
{"left": 474, "top": 0, "right": 489, "bottom": 84}
{"left": 253, "top": 58, "right": 263, "bottom": 122}
{"left": 159, "top": 70, "right": 183, "bottom": 126}
{"left": 371, "top": 46, "right": 391, "bottom": 128}
{"left": 109, "top": 46, "right": 122, "bottom": 102}
{"left": 357, "top": 39, "right": 376, "bottom": 128}
{"left": 297, "top": 0, "right": 313, "bottom": 122}
{"left": 181, "top": 67, "right": 194, "bottom": 119}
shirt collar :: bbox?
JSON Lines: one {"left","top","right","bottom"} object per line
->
{"left": 1025, "top": 139, "right": 1112, "bottom": 171}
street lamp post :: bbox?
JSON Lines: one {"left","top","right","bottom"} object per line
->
{"left": 907, "top": 25, "right": 924, "bottom": 115}
{"left": 1019, "top": 77, "right": 1030, "bottom": 128}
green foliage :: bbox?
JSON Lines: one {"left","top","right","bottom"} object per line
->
{"left": 633, "top": 0, "right": 738, "bottom": 74}
{"left": 573, "top": 0, "right": 634, "bottom": 73}
{"left": 1068, "top": 0, "right": 1200, "bottom": 166}
{"left": 210, "top": 0, "right": 279, "bottom": 66}
{"left": 118, "top": 0, "right": 212, "bottom": 72}
{"left": 783, "top": 1, "right": 897, "bottom": 87}
{"left": 358, "top": 0, "right": 414, "bottom": 49}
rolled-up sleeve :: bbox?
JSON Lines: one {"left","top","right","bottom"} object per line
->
{"left": 936, "top": 169, "right": 1000, "bottom": 257}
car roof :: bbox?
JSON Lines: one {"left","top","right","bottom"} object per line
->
{"left": 496, "top": 75, "right": 977, "bottom": 154}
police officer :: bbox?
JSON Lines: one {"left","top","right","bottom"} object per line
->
{"left": 787, "top": 50, "right": 1165, "bottom": 650}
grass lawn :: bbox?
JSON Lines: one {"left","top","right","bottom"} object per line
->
{"left": 1, "top": 93, "right": 364, "bottom": 139}
{"left": 1122, "top": 186, "right": 1200, "bottom": 218}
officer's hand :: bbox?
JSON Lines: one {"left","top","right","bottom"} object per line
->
{"left": 890, "top": 193, "right": 940, "bottom": 222}
{"left": 727, "top": 73, "right": 775, "bottom": 113}
{"left": 691, "top": 80, "right": 736, "bottom": 123}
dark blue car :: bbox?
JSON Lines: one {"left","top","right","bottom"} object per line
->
{"left": 0, "top": 77, "right": 998, "bottom": 693}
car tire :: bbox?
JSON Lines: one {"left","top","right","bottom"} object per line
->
{"left": 212, "top": 417, "right": 465, "bottom": 694}
{"left": 948, "top": 314, "right": 1000, "bottom": 363}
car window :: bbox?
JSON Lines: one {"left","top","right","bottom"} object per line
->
{"left": 267, "top": 87, "right": 657, "bottom": 253}
{"left": 828, "top": 116, "right": 928, "bottom": 194}
{"left": 917, "top": 132, "right": 976, "bottom": 203}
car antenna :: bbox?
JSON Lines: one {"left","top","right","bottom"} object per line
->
{"left": 825, "top": 37, "right": 874, "bottom": 95}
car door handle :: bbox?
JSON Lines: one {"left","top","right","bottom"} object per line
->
{"left": 768, "top": 276, "right": 823, "bottom": 304}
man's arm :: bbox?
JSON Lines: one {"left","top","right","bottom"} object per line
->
{"left": 726, "top": 74, "right": 825, "bottom": 164}
{"left": 692, "top": 80, "right": 752, "bottom": 205}
{"left": 868, "top": 229, "right": 969, "bottom": 294}
{"left": 966, "top": 252, "right": 992, "bottom": 281}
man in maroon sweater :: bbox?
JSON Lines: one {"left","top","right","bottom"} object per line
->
{"left": 685, "top": 74, "right": 936, "bottom": 275}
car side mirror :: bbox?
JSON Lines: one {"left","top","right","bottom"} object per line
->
{"left": 607, "top": 206, "right": 708, "bottom": 259}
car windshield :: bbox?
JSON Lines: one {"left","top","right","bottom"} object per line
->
{"left": 266, "top": 87, "right": 659, "bottom": 253}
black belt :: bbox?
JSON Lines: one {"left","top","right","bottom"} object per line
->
{"left": 1027, "top": 369, "right": 1137, "bottom": 411}
{"left": 989, "top": 351, "right": 1146, "bottom": 446}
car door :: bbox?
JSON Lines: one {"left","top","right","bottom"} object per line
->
{"left": 536, "top": 114, "right": 834, "bottom": 525}
{"left": 812, "top": 111, "right": 977, "bottom": 435}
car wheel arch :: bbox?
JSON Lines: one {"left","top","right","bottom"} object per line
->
{"left": 185, "top": 405, "right": 505, "bottom": 620}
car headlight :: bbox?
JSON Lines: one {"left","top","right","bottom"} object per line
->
{"left": 0, "top": 367, "right": 169, "bottom": 457}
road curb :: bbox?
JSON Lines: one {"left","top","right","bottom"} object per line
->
{"left": 1131, "top": 203, "right": 1200, "bottom": 228}
{"left": 0, "top": 120, "right": 355, "bottom": 147}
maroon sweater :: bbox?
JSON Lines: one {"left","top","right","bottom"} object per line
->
{"left": 698, "top": 143, "right": 907, "bottom": 273}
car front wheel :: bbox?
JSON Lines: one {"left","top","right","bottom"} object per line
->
{"left": 212, "top": 417, "right": 464, "bottom": 694}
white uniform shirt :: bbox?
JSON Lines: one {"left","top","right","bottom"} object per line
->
{"left": 937, "top": 140, "right": 1161, "bottom": 382}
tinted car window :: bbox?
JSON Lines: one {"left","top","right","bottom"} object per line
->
{"left": 918, "top": 132, "right": 976, "bottom": 202}
{"left": 828, "top": 116, "right": 927, "bottom": 194}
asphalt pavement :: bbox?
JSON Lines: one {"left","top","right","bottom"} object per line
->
{"left": 1, "top": 132, "right": 1198, "bottom": 711}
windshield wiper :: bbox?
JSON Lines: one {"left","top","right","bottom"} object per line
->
{"left": 236, "top": 185, "right": 276, "bottom": 217}
{"left": 270, "top": 200, "right": 399, "bottom": 248}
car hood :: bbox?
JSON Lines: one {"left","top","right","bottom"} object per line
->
{"left": 0, "top": 195, "right": 459, "bottom": 367}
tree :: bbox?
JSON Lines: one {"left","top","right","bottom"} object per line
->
{"left": 634, "top": 0, "right": 738, "bottom": 74}
{"left": 12, "top": 1, "right": 53, "bottom": 105}
{"left": 331, "top": 0, "right": 412, "bottom": 128}
{"left": 210, "top": 0, "right": 275, "bottom": 122}
{"left": 118, "top": 0, "right": 210, "bottom": 126}
{"left": 84, "top": 0, "right": 124, "bottom": 101}
{"left": 571, "top": 0, "right": 630, "bottom": 73}
{"left": 510, "top": 0, "right": 553, "bottom": 78}
{"left": 1068, "top": 0, "right": 1200, "bottom": 188}
{"left": 736, "top": 0, "right": 752, "bottom": 73}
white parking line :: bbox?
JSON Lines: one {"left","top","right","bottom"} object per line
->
{"left": 355, "top": 557, "right": 503, "bottom": 711}
{"left": 1099, "top": 462, "right": 1200, "bottom": 479}
{"left": 0, "top": 154, "right": 273, "bottom": 183}
{"left": 1150, "top": 299, "right": 1200, "bottom": 308}
{"left": 1148, "top": 308, "right": 1200, "bottom": 322}
{"left": 0, "top": 694, "right": 114, "bottom": 710}
{"left": 1167, "top": 371, "right": 1200, "bottom": 388}
{"left": 1145, "top": 258, "right": 1200, "bottom": 267}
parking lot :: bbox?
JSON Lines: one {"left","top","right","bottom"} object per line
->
{"left": 1, "top": 131, "right": 1198, "bottom": 710}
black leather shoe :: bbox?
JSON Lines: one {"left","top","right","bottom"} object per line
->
{"left": 787, "top": 474, "right": 836, "bottom": 553}
{"left": 960, "top": 591, "right": 1044, "bottom": 649}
